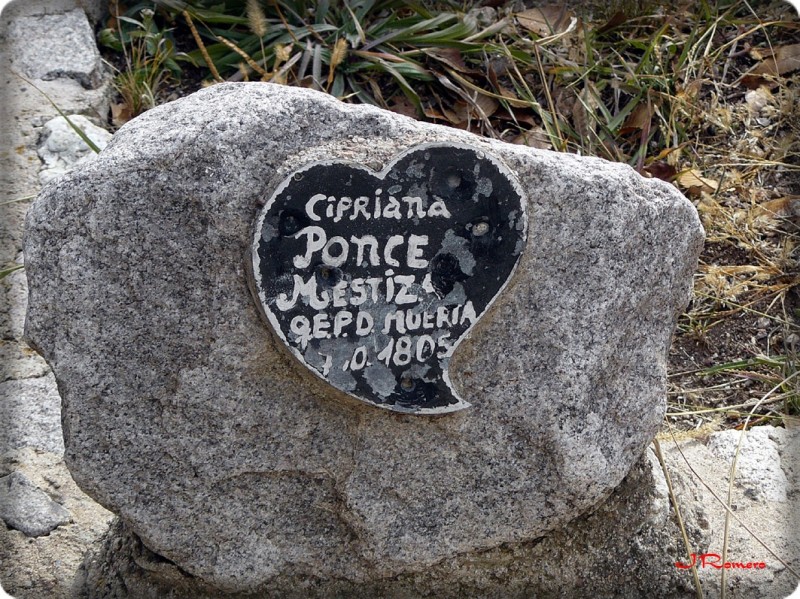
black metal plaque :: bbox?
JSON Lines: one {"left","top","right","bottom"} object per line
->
{"left": 252, "top": 144, "right": 527, "bottom": 414}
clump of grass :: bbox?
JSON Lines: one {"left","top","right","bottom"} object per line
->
{"left": 143, "top": 1, "right": 798, "bottom": 171}
{"left": 99, "top": 5, "right": 189, "bottom": 119}
{"left": 154, "top": 0, "right": 495, "bottom": 115}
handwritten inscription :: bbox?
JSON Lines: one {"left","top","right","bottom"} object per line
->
{"left": 252, "top": 144, "right": 526, "bottom": 414}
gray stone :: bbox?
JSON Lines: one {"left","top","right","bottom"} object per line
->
{"left": 0, "top": 256, "right": 50, "bottom": 382}
{"left": 1, "top": 0, "right": 108, "bottom": 25}
{"left": 662, "top": 431, "right": 800, "bottom": 599}
{"left": 0, "top": 470, "right": 70, "bottom": 536}
{"left": 37, "top": 115, "right": 111, "bottom": 184}
{"left": 0, "top": 339, "right": 51, "bottom": 382}
{"left": 4, "top": 251, "right": 27, "bottom": 341}
{"left": 23, "top": 83, "right": 704, "bottom": 592}
{"left": 0, "top": 448, "right": 115, "bottom": 598}
{"left": 5, "top": 8, "right": 103, "bottom": 88}
{"left": 79, "top": 433, "right": 800, "bottom": 599}
{"left": 707, "top": 425, "right": 789, "bottom": 502}
{"left": 0, "top": 374, "right": 64, "bottom": 455}
{"left": 77, "top": 450, "right": 704, "bottom": 598}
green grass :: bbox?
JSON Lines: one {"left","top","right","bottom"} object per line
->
{"left": 99, "top": 5, "right": 187, "bottom": 118}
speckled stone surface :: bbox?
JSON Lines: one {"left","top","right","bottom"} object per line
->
{"left": 37, "top": 115, "right": 112, "bottom": 184}
{"left": 5, "top": 8, "right": 103, "bottom": 88}
{"left": 23, "top": 83, "right": 703, "bottom": 592}
{"left": 0, "top": 471, "right": 70, "bottom": 537}
{"left": 0, "top": 374, "right": 64, "bottom": 455}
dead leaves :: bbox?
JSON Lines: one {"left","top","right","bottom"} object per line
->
{"left": 512, "top": 126, "right": 551, "bottom": 149}
{"left": 423, "top": 48, "right": 475, "bottom": 74}
{"left": 676, "top": 169, "right": 720, "bottom": 196}
{"left": 619, "top": 101, "right": 654, "bottom": 136}
{"left": 516, "top": 6, "right": 574, "bottom": 37}
{"left": 595, "top": 11, "right": 627, "bottom": 35}
{"left": 741, "top": 43, "right": 800, "bottom": 88}
{"left": 571, "top": 83, "right": 600, "bottom": 140}
{"left": 111, "top": 102, "right": 133, "bottom": 127}
{"left": 643, "top": 160, "right": 678, "bottom": 182}
{"left": 424, "top": 95, "right": 498, "bottom": 128}
{"left": 751, "top": 196, "right": 800, "bottom": 221}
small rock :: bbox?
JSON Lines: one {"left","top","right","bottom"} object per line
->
{"left": 707, "top": 426, "right": 788, "bottom": 502}
{"left": 6, "top": 9, "right": 104, "bottom": 88}
{"left": 467, "top": 7, "right": 497, "bottom": 27}
{"left": 745, "top": 88, "right": 773, "bottom": 114}
{"left": 37, "top": 115, "right": 111, "bottom": 184}
{"left": 0, "top": 471, "right": 70, "bottom": 537}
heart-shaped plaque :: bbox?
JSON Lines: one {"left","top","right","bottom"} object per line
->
{"left": 251, "top": 144, "right": 527, "bottom": 414}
